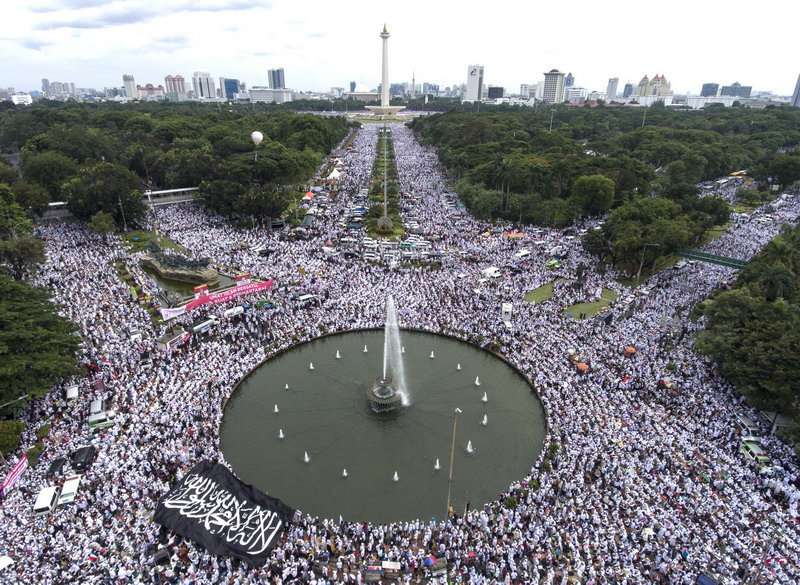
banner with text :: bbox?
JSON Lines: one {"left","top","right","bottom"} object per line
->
{"left": 0, "top": 456, "right": 28, "bottom": 498}
{"left": 159, "top": 279, "right": 274, "bottom": 321}
{"left": 154, "top": 460, "right": 295, "bottom": 565}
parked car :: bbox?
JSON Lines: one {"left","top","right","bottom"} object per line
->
{"left": 45, "top": 457, "right": 68, "bottom": 481}
{"left": 71, "top": 446, "right": 97, "bottom": 473}
{"left": 57, "top": 475, "right": 82, "bottom": 506}
{"left": 33, "top": 485, "right": 62, "bottom": 515}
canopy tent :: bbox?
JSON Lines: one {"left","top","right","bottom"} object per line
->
{"left": 624, "top": 346, "right": 636, "bottom": 356}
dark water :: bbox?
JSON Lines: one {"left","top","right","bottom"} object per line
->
{"left": 140, "top": 264, "right": 235, "bottom": 298}
{"left": 219, "top": 330, "right": 546, "bottom": 524}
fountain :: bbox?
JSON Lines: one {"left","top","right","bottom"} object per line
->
{"left": 304, "top": 451, "right": 310, "bottom": 463}
{"left": 434, "top": 459, "right": 441, "bottom": 470}
{"left": 393, "top": 471, "right": 399, "bottom": 482}
{"left": 481, "top": 415, "right": 488, "bottom": 426}
{"left": 430, "top": 351, "right": 435, "bottom": 359}
{"left": 274, "top": 404, "right": 279, "bottom": 413}
{"left": 220, "top": 327, "right": 548, "bottom": 523}
{"left": 278, "top": 429, "right": 285, "bottom": 439}
{"left": 310, "top": 362, "right": 314, "bottom": 370}
{"left": 285, "top": 383, "right": 289, "bottom": 390}
{"left": 475, "top": 376, "right": 481, "bottom": 386}
{"left": 336, "top": 350, "right": 341, "bottom": 359}
{"left": 466, "top": 441, "right": 474, "bottom": 453}
{"left": 457, "top": 363, "right": 461, "bottom": 370}
{"left": 481, "top": 392, "right": 488, "bottom": 403}
{"left": 364, "top": 345, "right": 368, "bottom": 353}
{"left": 342, "top": 469, "right": 348, "bottom": 478}
{"left": 366, "top": 296, "right": 408, "bottom": 412}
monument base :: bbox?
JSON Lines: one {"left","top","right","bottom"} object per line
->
{"left": 365, "top": 105, "right": 407, "bottom": 118}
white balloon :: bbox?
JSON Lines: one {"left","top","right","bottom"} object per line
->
{"left": 251, "top": 131, "right": 264, "bottom": 145}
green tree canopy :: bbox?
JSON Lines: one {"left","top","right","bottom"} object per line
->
{"left": 0, "top": 274, "right": 80, "bottom": 410}
{"left": 63, "top": 162, "right": 146, "bottom": 228}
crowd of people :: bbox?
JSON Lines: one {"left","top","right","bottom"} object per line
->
{"left": 1, "top": 122, "right": 799, "bottom": 585}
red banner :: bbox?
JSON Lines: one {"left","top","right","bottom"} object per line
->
{"left": 236, "top": 273, "right": 251, "bottom": 285}
{"left": 1, "top": 456, "right": 28, "bottom": 497}
{"left": 160, "top": 279, "right": 274, "bottom": 321}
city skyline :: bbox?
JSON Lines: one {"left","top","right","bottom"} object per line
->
{"left": 1, "top": 0, "right": 796, "bottom": 97}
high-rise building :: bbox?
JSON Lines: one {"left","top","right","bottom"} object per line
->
{"left": 268, "top": 68, "right": 285, "bottom": 89}
{"left": 700, "top": 83, "right": 719, "bottom": 97}
{"left": 192, "top": 71, "right": 216, "bottom": 98}
{"left": 41, "top": 78, "right": 51, "bottom": 94}
{"left": 623, "top": 82, "right": 634, "bottom": 98}
{"left": 222, "top": 78, "right": 239, "bottom": 100}
{"left": 636, "top": 74, "right": 671, "bottom": 97}
{"left": 720, "top": 82, "right": 751, "bottom": 99}
{"left": 542, "top": 69, "right": 566, "bottom": 103}
{"left": 465, "top": 65, "right": 484, "bottom": 102}
{"left": 565, "top": 72, "right": 574, "bottom": 87}
{"left": 792, "top": 74, "right": 800, "bottom": 107}
{"left": 122, "top": 74, "right": 137, "bottom": 99}
{"left": 350, "top": 81, "right": 357, "bottom": 92}
{"left": 164, "top": 75, "right": 186, "bottom": 94}
{"left": 606, "top": 77, "right": 619, "bottom": 101}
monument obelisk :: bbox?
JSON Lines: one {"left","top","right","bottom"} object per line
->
{"left": 366, "top": 25, "right": 406, "bottom": 118}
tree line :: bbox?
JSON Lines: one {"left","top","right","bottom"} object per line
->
{"left": 694, "top": 224, "right": 800, "bottom": 454}
{"left": 410, "top": 104, "right": 800, "bottom": 272}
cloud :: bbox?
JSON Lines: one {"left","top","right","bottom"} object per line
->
{"left": 29, "top": 0, "right": 110, "bottom": 13}
{"left": 32, "top": 0, "right": 269, "bottom": 30}
{"left": 17, "top": 38, "right": 53, "bottom": 51}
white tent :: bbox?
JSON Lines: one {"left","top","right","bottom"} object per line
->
{"left": 0, "top": 557, "right": 15, "bottom": 571}
{"left": 327, "top": 168, "right": 341, "bottom": 180}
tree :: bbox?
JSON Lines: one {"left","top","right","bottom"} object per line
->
{"left": 0, "top": 236, "right": 45, "bottom": 280}
{"left": 86, "top": 211, "right": 117, "bottom": 244}
{"left": 62, "top": 162, "right": 145, "bottom": 228}
{"left": 0, "top": 184, "right": 34, "bottom": 238}
{"left": 21, "top": 151, "right": 78, "bottom": 199}
{"left": 236, "top": 186, "right": 289, "bottom": 221}
{"left": 0, "top": 420, "right": 25, "bottom": 456}
{"left": 570, "top": 174, "right": 615, "bottom": 216}
{"left": 751, "top": 261, "right": 795, "bottom": 302}
{"left": 0, "top": 274, "right": 80, "bottom": 408}
{"left": 12, "top": 182, "right": 50, "bottom": 216}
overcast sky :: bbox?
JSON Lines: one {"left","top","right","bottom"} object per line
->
{"left": 1, "top": 0, "right": 797, "bottom": 96}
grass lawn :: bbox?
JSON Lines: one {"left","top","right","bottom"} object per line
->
{"left": 563, "top": 288, "right": 619, "bottom": 318}
{"left": 120, "top": 230, "right": 189, "bottom": 255}
{"left": 524, "top": 282, "right": 555, "bottom": 304}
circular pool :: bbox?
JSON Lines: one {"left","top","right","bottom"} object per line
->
{"left": 220, "top": 330, "right": 546, "bottom": 524}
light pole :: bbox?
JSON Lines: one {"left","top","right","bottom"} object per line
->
{"left": 445, "top": 407, "right": 462, "bottom": 519}
{"left": 635, "top": 243, "right": 660, "bottom": 287}
{"left": 117, "top": 195, "right": 128, "bottom": 232}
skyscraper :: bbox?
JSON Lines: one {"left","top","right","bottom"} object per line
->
{"left": 465, "top": 65, "right": 484, "bottom": 102}
{"left": 192, "top": 71, "right": 215, "bottom": 98}
{"left": 623, "top": 82, "right": 634, "bottom": 98}
{"left": 41, "top": 78, "right": 51, "bottom": 94}
{"left": 222, "top": 78, "right": 239, "bottom": 100}
{"left": 122, "top": 74, "right": 137, "bottom": 99}
{"left": 268, "top": 68, "right": 285, "bottom": 89}
{"left": 700, "top": 83, "right": 719, "bottom": 97}
{"left": 792, "top": 74, "right": 800, "bottom": 107}
{"left": 720, "top": 82, "right": 751, "bottom": 98}
{"left": 565, "top": 72, "right": 574, "bottom": 87}
{"left": 350, "top": 81, "right": 357, "bottom": 92}
{"left": 606, "top": 77, "right": 619, "bottom": 101}
{"left": 542, "top": 69, "right": 566, "bottom": 103}
{"left": 164, "top": 75, "right": 186, "bottom": 94}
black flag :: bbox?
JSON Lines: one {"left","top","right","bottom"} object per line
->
{"left": 154, "top": 460, "right": 295, "bottom": 565}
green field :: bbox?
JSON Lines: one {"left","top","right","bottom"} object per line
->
{"left": 524, "top": 282, "right": 555, "bottom": 303}
{"left": 564, "top": 288, "right": 620, "bottom": 318}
